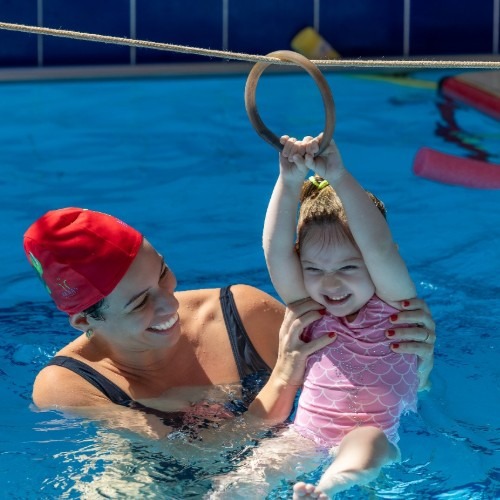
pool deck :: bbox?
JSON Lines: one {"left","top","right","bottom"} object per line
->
{"left": 1, "top": 54, "right": 500, "bottom": 83}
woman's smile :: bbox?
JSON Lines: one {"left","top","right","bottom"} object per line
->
{"left": 147, "top": 313, "right": 179, "bottom": 334}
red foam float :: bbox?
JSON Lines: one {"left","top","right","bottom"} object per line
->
{"left": 440, "top": 71, "right": 500, "bottom": 121}
{"left": 413, "top": 147, "right": 500, "bottom": 189}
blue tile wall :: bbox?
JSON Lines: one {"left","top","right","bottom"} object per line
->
{"left": 0, "top": 0, "right": 498, "bottom": 68}
{"left": 0, "top": 0, "right": 38, "bottom": 67}
{"left": 319, "top": 1, "right": 405, "bottom": 57}
{"left": 136, "top": 0, "right": 223, "bottom": 64}
{"left": 410, "top": 0, "right": 495, "bottom": 55}
{"left": 42, "top": 0, "right": 130, "bottom": 66}
{"left": 228, "top": 0, "right": 313, "bottom": 56}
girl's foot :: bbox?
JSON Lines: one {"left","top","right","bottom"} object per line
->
{"left": 293, "top": 481, "right": 328, "bottom": 499}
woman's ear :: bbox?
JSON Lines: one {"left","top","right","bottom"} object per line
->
{"left": 69, "top": 313, "right": 89, "bottom": 333}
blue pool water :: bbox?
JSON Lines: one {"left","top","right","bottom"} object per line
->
{"left": 0, "top": 68, "right": 499, "bottom": 499}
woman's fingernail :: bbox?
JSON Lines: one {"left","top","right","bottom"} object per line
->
{"left": 328, "top": 332, "right": 336, "bottom": 338}
{"left": 402, "top": 300, "right": 410, "bottom": 308}
{"left": 392, "top": 343, "right": 400, "bottom": 349}
{"left": 387, "top": 329, "right": 395, "bottom": 337}
{"left": 319, "top": 309, "right": 327, "bottom": 315}
{"left": 390, "top": 314, "right": 398, "bottom": 322}
{"left": 300, "top": 331, "right": 311, "bottom": 343}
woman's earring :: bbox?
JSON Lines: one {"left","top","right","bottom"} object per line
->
{"left": 85, "top": 328, "right": 94, "bottom": 339}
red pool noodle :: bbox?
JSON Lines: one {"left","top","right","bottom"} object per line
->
{"left": 440, "top": 76, "right": 500, "bottom": 121}
{"left": 413, "top": 147, "right": 500, "bottom": 189}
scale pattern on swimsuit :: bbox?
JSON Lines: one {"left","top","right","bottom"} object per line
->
{"left": 293, "top": 296, "right": 418, "bottom": 447}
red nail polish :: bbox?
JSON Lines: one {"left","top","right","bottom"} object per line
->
{"left": 319, "top": 309, "right": 327, "bottom": 315}
{"left": 328, "top": 332, "right": 336, "bottom": 338}
{"left": 402, "top": 300, "right": 410, "bottom": 308}
{"left": 300, "top": 331, "right": 312, "bottom": 343}
{"left": 387, "top": 330, "right": 395, "bottom": 337}
{"left": 392, "top": 343, "right": 400, "bottom": 349}
{"left": 390, "top": 314, "right": 398, "bottom": 322}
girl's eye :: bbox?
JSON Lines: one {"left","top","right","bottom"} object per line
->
{"left": 340, "top": 265, "right": 357, "bottom": 271}
{"left": 305, "top": 267, "right": 321, "bottom": 273}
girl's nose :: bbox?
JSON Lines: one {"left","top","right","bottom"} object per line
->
{"left": 322, "top": 272, "right": 342, "bottom": 288}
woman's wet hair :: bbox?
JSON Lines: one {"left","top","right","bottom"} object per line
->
{"left": 83, "top": 298, "right": 108, "bottom": 321}
{"left": 296, "top": 175, "right": 386, "bottom": 251}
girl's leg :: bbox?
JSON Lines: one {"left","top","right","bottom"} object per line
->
{"left": 293, "top": 426, "right": 399, "bottom": 499}
{"left": 208, "top": 428, "right": 321, "bottom": 499}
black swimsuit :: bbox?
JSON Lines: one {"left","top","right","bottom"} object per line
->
{"left": 45, "top": 286, "right": 271, "bottom": 415}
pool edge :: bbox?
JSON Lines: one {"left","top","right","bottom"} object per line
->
{"left": 1, "top": 55, "right": 499, "bottom": 83}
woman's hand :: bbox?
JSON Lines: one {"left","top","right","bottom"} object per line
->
{"left": 248, "top": 297, "right": 336, "bottom": 423}
{"left": 274, "top": 297, "right": 337, "bottom": 387}
{"left": 386, "top": 298, "right": 436, "bottom": 391}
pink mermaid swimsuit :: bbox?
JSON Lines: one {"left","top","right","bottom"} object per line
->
{"left": 293, "top": 296, "right": 418, "bottom": 447}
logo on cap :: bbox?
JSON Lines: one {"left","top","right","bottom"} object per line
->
{"left": 56, "top": 277, "right": 79, "bottom": 298}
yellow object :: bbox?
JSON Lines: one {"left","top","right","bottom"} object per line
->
{"left": 355, "top": 74, "right": 438, "bottom": 90}
{"left": 291, "top": 27, "right": 340, "bottom": 60}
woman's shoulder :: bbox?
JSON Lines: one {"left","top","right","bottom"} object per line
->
{"left": 176, "top": 285, "right": 284, "bottom": 313}
{"left": 229, "top": 284, "right": 285, "bottom": 368}
{"left": 33, "top": 360, "right": 110, "bottom": 409}
{"left": 175, "top": 286, "right": 218, "bottom": 305}
{"left": 177, "top": 285, "right": 285, "bottom": 368}
{"left": 229, "top": 284, "right": 284, "bottom": 315}
{"left": 34, "top": 336, "right": 122, "bottom": 408}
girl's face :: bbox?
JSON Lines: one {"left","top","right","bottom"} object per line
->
{"left": 87, "top": 239, "right": 181, "bottom": 350}
{"left": 300, "top": 224, "right": 375, "bottom": 320}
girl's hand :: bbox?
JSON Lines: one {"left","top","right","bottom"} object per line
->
{"left": 386, "top": 298, "right": 436, "bottom": 391}
{"left": 279, "top": 135, "right": 315, "bottom": 184}
{"left": 274, "top": 297, "right": 337, "bottom": 387}
{"left": 304, "top": 136, "right": 347, "bottom": 184}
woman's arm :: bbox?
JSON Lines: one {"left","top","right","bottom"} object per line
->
{"left": 230, "top": 286, "right": 335, "bottom": 422}
{"left": 33, "top": 366, "right": 173, "bottom": 439}
{"left": 246, "top": 297, "right": 335, "bottom": 423}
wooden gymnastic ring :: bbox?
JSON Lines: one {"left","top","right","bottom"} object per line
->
{"left": 244, "top": 50, "right": 335, "bottom": 156}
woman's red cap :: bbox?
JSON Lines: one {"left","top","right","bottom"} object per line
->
{"left": 23, "top": 208, "right": 143, "bottom": 315}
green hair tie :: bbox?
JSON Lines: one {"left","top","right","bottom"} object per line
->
{"left": 308, "top": 176, "right": 329, "bottom": 189}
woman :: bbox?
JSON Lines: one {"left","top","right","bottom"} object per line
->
{"left": 24, "top": 207, "right": 435, "bottom": 439}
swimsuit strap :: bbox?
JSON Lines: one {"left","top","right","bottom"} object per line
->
{"left": 45, "top": 356, "right": 207, "bottom": 428}
{"left": 44, "top": 287, "right": 271, "bottom": 411}
{"left": 46, "top": 355, "right": 133, "bottom": 406}
{"left": 219, "top": 285, "right": 271, "bottom": 379}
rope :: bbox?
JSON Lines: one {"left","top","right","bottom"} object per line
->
{"left": 2, "top": 21, "right": 500, "bottom": 69}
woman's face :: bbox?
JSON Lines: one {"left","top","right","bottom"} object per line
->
{"left": 88, "top": 239, "right": 181, "bottom": 349}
